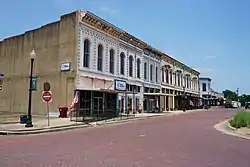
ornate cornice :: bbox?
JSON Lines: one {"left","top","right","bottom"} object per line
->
{"left": 79, "top": 11, "right": 200, "bottom": 76}
{"left": 162, "top": 65, "right": 171, "bottom": 69}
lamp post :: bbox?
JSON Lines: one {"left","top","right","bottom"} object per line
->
{"left": 25, "top": 50, "right": 36, "bottom": 128}
{"left": 236, "top": 88, "right": 239, "bottom": 108}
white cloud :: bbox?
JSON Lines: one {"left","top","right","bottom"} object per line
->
{"left": 195, "top": 68, "right": 214, "bottom": 73}
{"left": 204, "top": 55, "right": 216, "bottom": 60}
{"left": 52, "top": 0, "right": 75, "bottom": 11}
{"left": 98, "top": 6, "right": 120, "bottom": 17}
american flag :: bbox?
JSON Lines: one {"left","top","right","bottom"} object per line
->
{"left": 69, "top": 91, "right": 79, "bottom": 110}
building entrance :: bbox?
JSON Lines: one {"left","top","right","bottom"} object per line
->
{"left": 93, "top": 97, "right": 103, "bottom": 115}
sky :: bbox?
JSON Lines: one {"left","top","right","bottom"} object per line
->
{"left": 0, "top": 0, "right": 250, "bottom": 94}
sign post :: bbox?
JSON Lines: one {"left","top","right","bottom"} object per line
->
{"left": 42, "top": 91, "right": 52, "bottom": 126}
{"left": 46, "top": 102, "right": 50, "bottom": 126}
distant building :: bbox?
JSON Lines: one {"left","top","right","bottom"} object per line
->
{"left": 199, "top": 77, "right": 224, "bottom": 106}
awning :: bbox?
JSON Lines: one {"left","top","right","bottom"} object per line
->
{"left": 175, "top": 94, "right": 202, "bottom": 98}
{"left": 144, "top": 93, "right": 173, "bottom": 96}
{"left": 100, "top": 89, "right": 138, "bottom": 94}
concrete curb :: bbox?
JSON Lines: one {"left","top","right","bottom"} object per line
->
{"left": 214, "top": 119, "right": 250, "bottom": 140}
{"left": 0, "top": 115, "right": 162, "bottom": 136}
{"left": 0, "top": 124, "right": 92, "bottom": 136}
{"left": 0, "top": 109, "right": 206, "bottom": 136}
{"left": 227, "top": 124, "right": 250, "bottom": 136}
{"left": 94, "top": 114, "right": 163, "bottom": 126}
{"left": 227, "top": 123, "right": 238, "bottom": 131}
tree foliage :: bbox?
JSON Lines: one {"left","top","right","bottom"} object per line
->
{"left": 223, "top": 89, "right": 250, "bottom": 106}
{"left": 222, "top": 89, "right": 238, "bottom": 101}
{"left": 239, "top": 94, "right": 250, "bottom": 106}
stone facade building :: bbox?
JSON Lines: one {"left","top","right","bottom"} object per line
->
{"left": 0, "top": 10, "right": 200, "bottom": 115}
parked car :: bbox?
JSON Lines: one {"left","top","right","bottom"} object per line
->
{"left": 225, "top": 102, "right": 233, "bottom": 108}
{"left": 231, "top": 101, "right": 241, "bottom": 108}
{"left": 245, "top": 102, "right": 250, "bottom": 109}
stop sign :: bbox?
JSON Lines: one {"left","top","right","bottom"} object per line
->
{"left": 42, "top": 91, "right": 52, "bottom": 103}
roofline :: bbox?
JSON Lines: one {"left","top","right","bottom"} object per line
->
{"left": 80, "top": 10, "right": 126, "bottom": 33}
{"left": 80, "top": 10, "right": 200, "bottom": 75}
{"left": 199, "top": 77, "right": 212, "bottom": 81}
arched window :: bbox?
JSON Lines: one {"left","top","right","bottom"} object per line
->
{"left": 97, "top": 44, "right": 103, "bottom": 71}
{"left": 129, "top": 55, "right": 133, "bottom": 77}
{"left": 150, "top": 64, "right": 153, "bottom": 81}
{"left": 170, "top": 70, "right": 172, "bottom": 84}
{"left": 161, "top": 68, "right": 165, "bottom": 82}
{"left": 109, "top": 49, "right": 114, "bottom": 74}
{"left": 156, "top": 66, "right": 158, "bottom": 82}
{"left": 166, "top": 69, "right": 169, "bottom": 84}
{"left": 120, "top": 52, "right": 125, "bottom": 75}
{"left": 177, "top": 72, "right": 180, "bottom": 86}
{"left": 180, "top": 74, "right": 183, "bottom": 87}
{"left": 174, "top": 72, "right": 176, "bottom": 85}
{"left": 137, "top": 58, "right": 141, "bottom": 78}
{"left": 186, "top": 76, "right": 189, "bottom": 88}
{"left": 144, "top": 62, "right": 147, "bottom": 79}
{"left": 183, "top": 76, "right": 186, "bottom": 88}
{"left": 83, "top": 39, "right": 90, "bottom": 68}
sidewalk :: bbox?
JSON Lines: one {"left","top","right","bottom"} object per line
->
{"left": 0, "top": 109, "right": 206, "bottom": 135}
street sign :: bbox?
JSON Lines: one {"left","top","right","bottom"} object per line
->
{"left": 42, "top": 91, "right": 52, "bottom": 103}
{"left": 60, "top": 62, "right": 71, "bottom": 72}
{"left": 43, "top": 82, "right": 51, "bottom": 91}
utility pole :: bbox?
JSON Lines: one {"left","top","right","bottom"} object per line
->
{"left": 236, "top": 88, "right": 239, "bottom": 108}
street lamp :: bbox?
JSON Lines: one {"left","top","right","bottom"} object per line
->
{"left": 236, "top": 88, "right": 239, "bottom": 108}
{"left": 25, "top": 50, "right": 36, "bottom": 128}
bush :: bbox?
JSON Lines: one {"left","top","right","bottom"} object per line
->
{"left": 230, "top": 111, "right": 250, "bottom": 129}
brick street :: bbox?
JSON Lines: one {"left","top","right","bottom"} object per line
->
{"left": 0, "top": 109, "right": 249, "bottom": 167}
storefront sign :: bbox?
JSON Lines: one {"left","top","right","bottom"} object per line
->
{"left": 60, "top": 62, "right": 71, "bottom": 72}
{"left": 114, "top": 79, "right": 126, "bottom": 91}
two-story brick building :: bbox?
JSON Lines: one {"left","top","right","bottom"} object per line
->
{"left": 0, "top": 10, "right": 200, "bottom": 116}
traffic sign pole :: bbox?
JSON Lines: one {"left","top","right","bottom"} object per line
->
{"left": 42, "top": 91, "right": 52, "bottom": 127}
{"left": 47, "top": 102, "right": 50, "bottom": 126}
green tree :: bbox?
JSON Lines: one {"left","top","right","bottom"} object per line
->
{"left": 239, "top": 94, "right": 250, "bottom": 106}
{"left": 222, "top": 89, "right": 238, "bottom": 101}
{"left": 223, "top": 89, "right": 250, "bottom": 106}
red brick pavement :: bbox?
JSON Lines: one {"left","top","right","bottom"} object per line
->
{"left": 0, "top": 109, "right": 249, "bottom": 167}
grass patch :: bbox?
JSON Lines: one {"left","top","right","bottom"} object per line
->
{"left": 230, "top": 111, "right": 250, "bottom": 129}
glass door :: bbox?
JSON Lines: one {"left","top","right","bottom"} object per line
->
{"left": 93, "top": 97, "right": 103, "bottom": 115}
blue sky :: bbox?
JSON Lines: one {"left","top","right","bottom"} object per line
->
{"left": 1, "top": 0, "right": 250, "bottom": 94}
